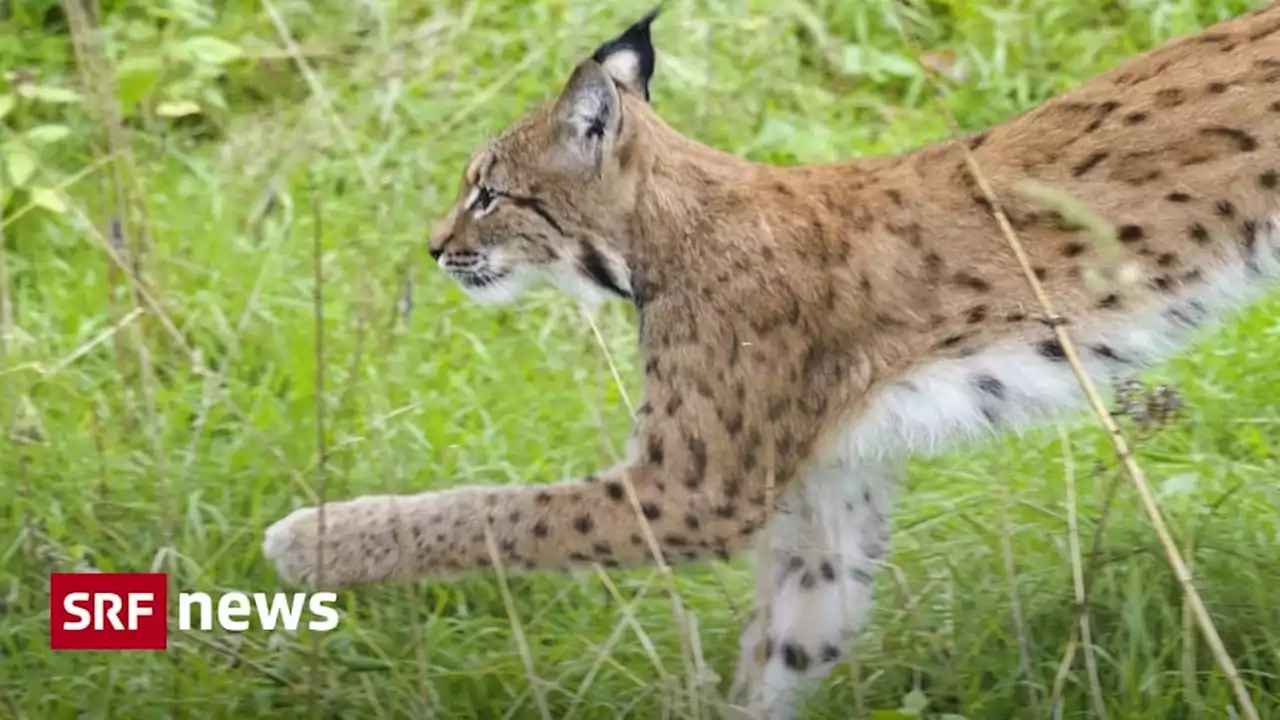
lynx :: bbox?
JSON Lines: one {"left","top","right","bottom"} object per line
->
{"left": 265, "top": 4, "right": 1280, "bottom": 717}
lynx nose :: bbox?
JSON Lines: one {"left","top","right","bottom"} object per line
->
{"left": 429, "top": 247, "right": 444, "bottom": 261}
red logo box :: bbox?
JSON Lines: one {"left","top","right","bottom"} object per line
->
{"left": 49, "top": 573, "right": 168, "bottom": 651}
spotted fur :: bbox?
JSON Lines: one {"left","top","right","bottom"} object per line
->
{"left": 265, "top": 6, "right": 1280, "bottom": 718}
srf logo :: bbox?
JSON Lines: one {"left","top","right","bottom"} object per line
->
{"left": 50, "top": 573, "right": 168, "bottom": 651}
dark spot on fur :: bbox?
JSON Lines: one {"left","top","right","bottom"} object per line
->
{"left": 1034, "top": 266, "right": 1048, "bottom": 281}
{"left": 1155, "top": 88, "right": 1185, "bottom": 107}
{"left": 1208, "top": 81, "right": 1230, "bottom": 94}
{"left": 533, "top": 520, "right": 549, "bottom": 537}
{"left": 1072, "top": 151, "right": 1108, "bottom": 177}
{"left": 782, "top": 642, "right": 811, "bottom": 672}
{"left": 604, "top": 481, "right": 625, "bottom": 501}
{"left": 1124, "top": 111, "right": 1148, "bottom": 125}
{"left": 821, "top": 644, "right": 842, "bottom": 663}
{"left": 536, "top": 491, "right": 552, "bottom": 506}
{"left": 1188, "top": 223, "right": 1211, "bottom": 245}
{"left": 663, "top": 534, "right": 688, "bottom": 547}
{"left": 1261, "top": 170, "right": 1279, "bottom": 188}
{"left": 1118, "top": 225, "right": 1145, "bottom": 243}
{"left": 724, "top": 412, "right": 744, "bottom": 436}
{"left": 574, "top": 515, "right": 594, "bottom": 534}
{"left": 714, "top": 504, "right": 736, "bottom": 519}
{"left": 954, "top": 273, "right": 991, "bottom": 292}
{"left": 1084, "top": 101, "right": 1119, "bottom": 132}
{"left": 1151, "top": 275, "right": 1173, "bottom": 292}
{"left": 1006, "top": 311, "right": 1027, "bottom": 322}
{"left": 799, "top": 571, "right": 816, "bottom": 590}
{"left": 641, "top": 502, "right": 661, "bottom": 520}
{"left": 685, "top": 435, "right": 707, "bottom": 490}
{"left": 1242, "top": 219, "right": 1260, "bottom": 267}
{"left": 785, "top": 556, "right": 805, "bottom": 575}
{"left": 1092, "top": 344, "right": 1128, "bottom": 363}
{"left": 647, "top": 435, "right": 664, "bottom": 466}
{"left": 684, "top": 513, "right": 701, "bottom": 531}
{"left": 1062, "top": 241, "right": 1087, "bottom": 257}
{"left": 1157, "top": 252, "right": 1178, "bottom": 267}
{"left": 965, "top": 305, "right": 988, "bottom": 323}
{"left": 886, "top": 188, "right": 903, "bottom": 205}
{"left": 1038, "top": 339, "right": 1066, "bottom": 361}
{"left": 1199, "top": 126, "right": 1258, "bottom": 152}
{"left": 975, "top": 374, "right": 1006, "bottom": 398}
{"left": 939, "top": 333, "right": 967, "bottom": 348}
{"left": 924, "top": 251, "right": 944, "bottom": 277}
{"left": 1166, "top": 191, "right": 1193, "bottom": 203}
{"left": 665, "top": 395, "right": 683, "bottom": 416}
{"left": 569, "top": 552, "right": 590, "bottom": 562}
{"left": 820, "top": 560, "right": 836, "bottom": 582}
{"left": 1216, "top": 200, "right": 1237, "bottom": 218}
{"left": 1097, "top": 293, "right": 1120, "bottom": 309}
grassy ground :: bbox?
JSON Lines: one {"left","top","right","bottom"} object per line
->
{"left": 2, "top": 0, "right": 1279, "bottom": 718}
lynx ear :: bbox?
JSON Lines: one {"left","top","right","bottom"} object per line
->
{"left": 552, "top": 60, "right": 622, "bottom": 172}
{"left": 591, "top": 5, "right": 661, "bottom": 102}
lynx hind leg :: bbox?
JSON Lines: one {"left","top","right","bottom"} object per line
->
{"left": 728, "top": 459, "right": 899, "bottom": 719}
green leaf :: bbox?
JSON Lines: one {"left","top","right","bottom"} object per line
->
{"left": 25, "top": 124, "right": 71, "bottom": 144}
{"left": 2, "top": 144, "right": 37, "bottom": 187}
{"left": 29, "top": 187, "right": 68, "bottom": 214}
{"left": 124, "top": 19, "right": 158, "bottom": 42}
{"left": 118, "top": 55, "right": 165, "bottom": 75}
{"left": 156, "top": 100, "right": 202, "bottom": 118}
{"left": 0, "top": 94, "right": 14, "bottom": 121}
{"left": 899, "top": 688, "right": 930, "bottom": 716}
{"left": 22, "top": 85, "right": 81, "bottom": 104}
{"left": 179, "top": 36, "right": 244, "bottom": 66}
{"left": 116, "top": 56, "right": 164, "bottom": 111}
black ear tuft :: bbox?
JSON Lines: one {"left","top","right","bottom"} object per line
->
{"left": 591, "top": 5, "right": 662, "bottom": 102}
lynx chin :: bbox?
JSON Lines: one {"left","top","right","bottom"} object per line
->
{"left": 265, "top": 5, "right": 1280, "bottom": 717}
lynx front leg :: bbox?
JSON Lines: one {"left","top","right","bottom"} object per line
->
{"left": 263, "top": 459, "right": 770, "bottom": 589}
{"left": 728, "top": 458, "right": 900, "bottom": 720}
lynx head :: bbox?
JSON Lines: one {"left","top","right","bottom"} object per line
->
{"left": 428, "top": 7, "right": 663, "bottom": 306}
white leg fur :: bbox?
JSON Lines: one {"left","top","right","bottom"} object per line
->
{"left": 728, "top": 458, "right": 900, "bottom": 719}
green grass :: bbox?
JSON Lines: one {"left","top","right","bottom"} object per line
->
{"left": 2, "top": 0, "right": 1279, "bottom": 718}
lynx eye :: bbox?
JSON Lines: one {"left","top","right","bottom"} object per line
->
{"left": 472, "top": 185, "right": 499, "bottom": 212}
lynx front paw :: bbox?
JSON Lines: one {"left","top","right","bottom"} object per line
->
{"left": 263, "top": 498, "right": 406, "bottom": 589}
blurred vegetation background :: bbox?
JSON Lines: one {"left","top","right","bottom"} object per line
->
{"left": 1, "top": 1, "right": 1277, "bottom": 718}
